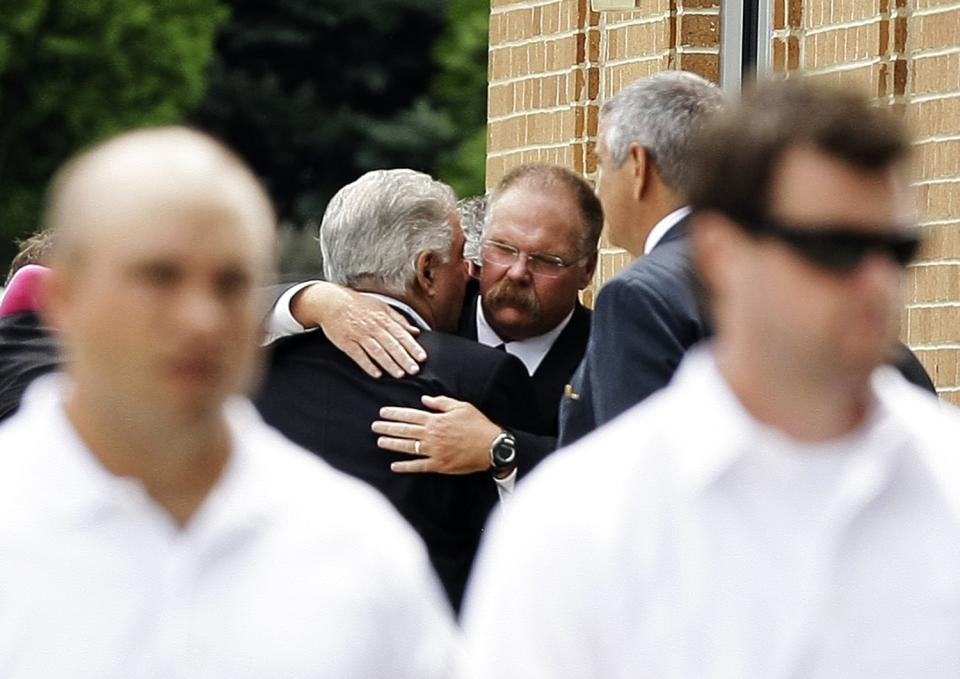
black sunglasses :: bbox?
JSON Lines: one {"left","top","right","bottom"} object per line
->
{"left": 748, "top": 218, "right": 921, "bottom": 273}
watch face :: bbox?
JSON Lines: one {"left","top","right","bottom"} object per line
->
{"left": 493, "top": 434, "right": 517, "bottom": 467}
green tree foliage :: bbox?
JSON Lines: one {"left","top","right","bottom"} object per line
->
{"left": 0, "top": 0, "right": 228, "bottom": 269}
{"left": 190, "top": 0, "right": 454, "bottom": 227}
{"left": 432, "top": 0, "right": 489, "bottom": 198}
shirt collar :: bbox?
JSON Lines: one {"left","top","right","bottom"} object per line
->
{"left": 475, "top": 302, "right": 573, "bottom": 376}
{"left": 359, "top": 292, "right": 431, "bottom": 331}
{"left": 19, "top": 374, "right": 274, "bottom": 539}
{"left": 671, "top": 347, "right": 908, "bottom": 502}
{"left": 643, "top": 206, "right": 692, "bottom": 255}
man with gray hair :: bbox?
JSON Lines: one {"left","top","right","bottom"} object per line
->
{"left": 255, "top": 168, "right": 539, "bottom": 612}
{"left": 558, "top": 70, "right": 724, "bottom": 445}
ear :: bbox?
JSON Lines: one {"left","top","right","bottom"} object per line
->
{"left": 628, "top": 143, "right": 649, "bottom": 201}
{"left": 577, "top": 251, "right": 598, "bottom": 289}
{"left": 414, "top": 250, "right": 442, "bottom": 298}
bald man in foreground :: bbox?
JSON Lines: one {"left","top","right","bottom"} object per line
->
{"left": 0, "top": 128, "right": 457, "bottom": 677}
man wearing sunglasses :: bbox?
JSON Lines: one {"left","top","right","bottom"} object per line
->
{"left": 462, "top": 79, "right": 960, "bottom": 678}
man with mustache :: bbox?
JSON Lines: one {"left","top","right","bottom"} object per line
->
{"left": 267, "top": 164, "right": 602, "bottom": 487}
{"left": 256, "top": 169, "right": 548, "bottom": 610}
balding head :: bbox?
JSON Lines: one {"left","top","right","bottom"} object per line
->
{"left": 45, "top": 127, "right": 275, "bottom": 277}
{"left": 42, "top": 127, "right": 277, "bottom": 427}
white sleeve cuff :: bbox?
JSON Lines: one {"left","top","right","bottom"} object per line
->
{"left": 493, "top": 469, "right": 518, "bottom": 503}
{"left": 262, "top": 280, "right": 320, "bottom": 346}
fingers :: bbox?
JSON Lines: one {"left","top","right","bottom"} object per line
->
{"left": 371, "top": 421, "right": 426, "bottom": 441}
{"left": 385, "top": 306, "right": 423, "bottom": 338}
{"left": 375, "top": 311, "right": 427, "bottom": 369}
{"left": 376, "top": 435, "right": 426, "bottom": 455}
{"left": 341, "top": 342, "right": 383, "bottom": 379}
{"left": 390, "top": 458, "right": 436, "bottom": 474}
{"left": 352, "top": 314, "right": 426, "bottom": 377}
{"left": 358, "top": 336, "right": 407, "bottom": 378}
{"left": 421, "top": 394, "right": 466, "bottom": 411}
{"left": 378, "top": 406, "right": 432, "bottom": 425}
{"left": 370, "top": 327, "right": 423, "bottom": 375}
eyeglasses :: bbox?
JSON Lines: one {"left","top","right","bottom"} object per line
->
{"left": 480, "top": 240, "right": 589, "bottom": 278}
{"left": 749, "top": 218, "right": 921, "bottom": 273}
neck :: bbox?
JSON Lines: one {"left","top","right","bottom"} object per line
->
{"left": 630, "top": 188, "right": 683, "bottom": 258}
{"left": 65, "top": 385, "right": 231, "bottom": 526}
{"left": 354, "top": 284, "right": 435, "bottom": 329}
{"left": 714, "top": 337, "right": 872, "bottom": 442}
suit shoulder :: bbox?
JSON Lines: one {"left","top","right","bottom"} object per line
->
{"left": 595, "top": 252, "right": 697, "bottom": 321}
{"left": 614, "top": 241, "right": 693, "bottom": 289}
{"left": 419, "top": 331, "right": 526, "bottom": 375}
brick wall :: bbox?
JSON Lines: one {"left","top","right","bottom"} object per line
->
{"left": 486, "top": 0, "right": 720, "bottom": 305}
{"left": 905, "top": 0, "right": 960, "bottom": 404}
{"left": 770, "top": 0, "right": 960, "bottom": 401}
{"left": 486, "top": 0, "right": 960, "bottom": 398}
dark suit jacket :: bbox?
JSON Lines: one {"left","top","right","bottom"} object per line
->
{"left": 558, "top": 217, "right": 708, "bottom": 446}
{"left": 254, "top": 319, "right": 541, "bottom": 611}
{"left": 0, "top": 312, "right": 59, "bottom": 423}
{"left": 893, "top": 342, "right": 937, "bottom": 394}
{"left": 457, "top": 286, "right": 591, "bottom": 468}
{"left": 265, "top": 279, "right": 590, "bottom": 475}
{"left": 556, "top": 217, "right": 938, "bottom": 446}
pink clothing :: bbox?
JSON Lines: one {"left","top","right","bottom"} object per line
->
{"left": 0, "top": 265, "right": 49, "bottom": 317}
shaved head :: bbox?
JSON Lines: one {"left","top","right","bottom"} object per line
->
{"left": 42, "top": 126, "right": 278, "bottom": 428}
{"left": 45, "top": 127, "right": 276, "bottom": 277}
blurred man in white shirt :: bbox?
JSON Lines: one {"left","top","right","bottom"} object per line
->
{"left": 0, "top": 127, "right": 457, "bottom": 678}
{"left": 462, "top": 78, "right": 960, "bottom": 679}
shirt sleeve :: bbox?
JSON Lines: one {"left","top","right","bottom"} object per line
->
{"left": 261, "top": 281, "right": 320, "bottom": 346}
{"left": 492, "top": 469, "right": 517, "bottom": 502}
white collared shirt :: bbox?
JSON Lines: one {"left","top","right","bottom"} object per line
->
{"left": 475, "top": 302, "right": 573, "bottom": 376}
{"left": 643, "top": 206, "right": 691, "bottom": 254}
{"left": 476, "top": 302, "right": 573, "bottom": 499}
{"left": 463, "top": 347, "right": 960, "bottom": 679}
{"left": 263, "top": 279, "right": 319, "bottom": 345}
{"left": 0, "top": 376, "right": 458, "bottom": 679}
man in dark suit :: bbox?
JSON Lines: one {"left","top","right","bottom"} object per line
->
{"left": 557, "top": 72, "right": 937, "bottom": 447}
{"left": 455, "top": 279, "right": 590, "bottom": 440}
{"left": 255, "top": 169, "right": 543, "bottom": 611}
{"left": 267, "top": 164, "right": 602, "bottom": 477}
{"left": 557, "top": 71, "right": 724, "bottom": 445}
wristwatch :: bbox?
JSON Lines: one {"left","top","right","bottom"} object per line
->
{"left": 489, "top": 429, "right": 517, "bottom": 473}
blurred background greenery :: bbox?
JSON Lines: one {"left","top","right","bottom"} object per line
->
{"left": 0, "top": 0, "right": 489, "bottom": 279}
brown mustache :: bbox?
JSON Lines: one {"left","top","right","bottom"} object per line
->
{"left": 485, "top": 279, "right": 541, "bottom": 314}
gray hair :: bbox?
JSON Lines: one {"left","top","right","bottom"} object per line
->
{"left": 457, "top": 194, "right": 488, "bottom": 263}
{"left": 320, "top": 169, "right": 457, "bottom": 294}
{"left": 601, "top": 71, "right": 724, "bottom": 193}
